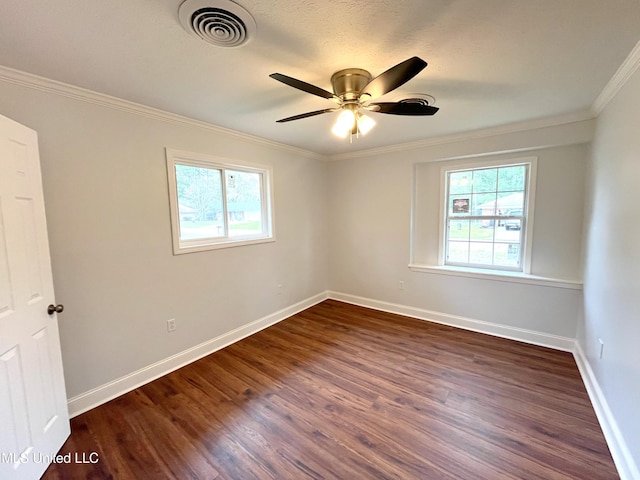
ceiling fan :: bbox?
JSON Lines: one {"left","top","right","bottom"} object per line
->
{"left": 269, "top": 56, "right": 438, "bottom": 138}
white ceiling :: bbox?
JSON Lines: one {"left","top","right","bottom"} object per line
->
{"left": 1, "top": 0, "right": 640, "bottom": 156}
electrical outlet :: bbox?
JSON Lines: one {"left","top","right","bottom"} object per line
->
{"left": 598, "top": 338, "right": 604, "bottom": 359}
{"left": 277, "top": 283, "right": 283, "bottom": 295}
{"left": 398, "top": 280, "right": 405, "bottom": 290}
{"left": 167, "top": 318, "right": 176, "bottom": 333}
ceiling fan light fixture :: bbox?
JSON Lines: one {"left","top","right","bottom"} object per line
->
{"left": 332, "top": 109, "right": 356, "bottom": 137}
{"left": 331, "top": 123, "right": 350, "bottom": 138}
{"left": 332, "top": 110, "right": 376, "bottom": 138}
{"left": 357, "top": 114, "right": 376, "bottom": 135}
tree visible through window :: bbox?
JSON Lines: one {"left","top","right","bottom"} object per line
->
{"left": 166, "top": 149, "right": 274, "bottom": 254}
{"left": 175, "top": 164, "right": 224, "bottom": 238}
{"left": 444, "top": 163, "right": 530, "bottom": 271}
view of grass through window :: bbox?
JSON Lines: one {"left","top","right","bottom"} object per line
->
{"left": 175, "top": 164, "right": 264, "bottom": 241}
{"left": 446, "top": 164, "right": 527, "bottom": 270}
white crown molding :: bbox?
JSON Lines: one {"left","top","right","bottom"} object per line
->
{"left": 327, "top": 109, "right": 595, "bottom": 161}
{"left": 0, "top": 65, "right": 325, "bottom": 161}
{"left": 328, "top": 39, "right": 640, "bottom": 162}
{"left": 592, "top": 40, "right": 640, "bottom": 115}
{"left": 4, "top": 39, "right": 638, "bottom": 163}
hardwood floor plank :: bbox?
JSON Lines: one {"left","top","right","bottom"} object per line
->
{"left": 370, "top": 393, "right": 562, "bottom": 480}
{"left": 43, "top": 300, "right": 618, "bottom": 479}
{"left": 267, "top": 387, "right": 457, "bottom": 480}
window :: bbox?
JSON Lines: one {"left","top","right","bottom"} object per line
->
{"left": 442, "top": 158, "right": 536, "bottom": 272}
{"left": 166, "top": 149, "right": 274, "bottom": 254}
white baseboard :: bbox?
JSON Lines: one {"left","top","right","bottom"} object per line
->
{"left": 328, "top": 291, "right": 576, "bottom": 351}
{"left": 67, "top": 290, "right": 636, "bottom": 480}
{"left": 573, "top": 343, "right": 640, "bottom": 480}
{"left": 67, "top": 292, "right": 329, "bottom": 418}
{"left": 68, "top": 290, "right": 572, "bottom": 418}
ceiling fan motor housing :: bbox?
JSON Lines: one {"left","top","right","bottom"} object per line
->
{"left": 331, "top": 68, "right": 372, "bottom": 100}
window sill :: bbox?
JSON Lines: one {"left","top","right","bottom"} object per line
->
{"left": 408, "top": 264, "right": 582, "bottom": 290}
{"left": 174, "top": 236, "right": 275, "bottom": 255}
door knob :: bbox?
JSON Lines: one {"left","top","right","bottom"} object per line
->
{"left": 47, "top": 304, "right": 64, "bottom": 315}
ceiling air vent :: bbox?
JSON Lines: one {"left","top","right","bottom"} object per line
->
{"left": 178, "top": 0, "right": 256, "bottom": 48}
{"left": 398, "top": 94, "right": 436, "bottom": 106}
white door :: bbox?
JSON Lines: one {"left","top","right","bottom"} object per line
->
{"left": 0, "top": 114, "right": 70, "bottom": 479}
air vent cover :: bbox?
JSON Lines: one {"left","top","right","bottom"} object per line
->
{"left": 397, "top": 93, "right": 436, "bottom": 106}
{"left": 178, "top": 0, "right": 256, "bottom": 48}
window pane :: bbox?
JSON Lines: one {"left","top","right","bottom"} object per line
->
{"left": 447, "top": 241, "right": 469, "bottom": 263}
{"left": 449, "top": 171, "right": 472, "bottom": 195}
{"left": 497, "top": 192, "right": 524, "bottom": 215}
{"left": 497, "top": 165, "right": 526, "bottom": 192}
{"left": 472, "top": 193, "right": 497, "bottom": 216}
{"left": 226, "top": 170, "right": 264, "bottom": 238}
{"left": 472, "top": 168, "right": 497, "bottom": 193}
{"left": 470, "top": 219, "right": 496, "bottom": 241}
{"left": 167, "top": 150, "right": 274, "bottom": 254}
{"left": 494, "top": 243, "right": 521, "bottom": 267}
{"left": 448, "top": 219, "right": 470, "bottom": 240}
{"left": 503, "top": 218, "right": 522, "bottom": 231}
{"left": 496, "top": 222, "right": 522, "bottom": 242}
{"left": 175, "top": 164, "right": 224, "bottom": 240}
{"left": 442, "top": 162, "right": 530, "bottom": 271}
{"left": 469, "top": 242, "right": 494, "bottom": 265}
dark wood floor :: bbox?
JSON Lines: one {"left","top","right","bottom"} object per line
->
{"left": 44, "top": 300, "right": 618, "bottom": 479}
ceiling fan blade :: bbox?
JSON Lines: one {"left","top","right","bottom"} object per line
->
{"left": 360, "top": 57, "right": 428, "bottom": 100}
{"left": 270, "top": 73, "right": 339, "bottom": 101}
{"left": 369, "top": 102, "right": 439, "bottom": 116}
{"left": 276, "top": 108, "right": 336, "bottom": 123}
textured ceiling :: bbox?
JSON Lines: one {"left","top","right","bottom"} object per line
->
{"left": 1, "top": 0, "right": 640, "bottom": 155}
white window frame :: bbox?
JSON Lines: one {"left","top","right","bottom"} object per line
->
{"left": 438, "top": 156, "right": 537, "bottom": 273}
{"left": 166, "top": 148, "right": 275, "bottom": 254}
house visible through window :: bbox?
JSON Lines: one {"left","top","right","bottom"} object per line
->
{"left": 443, "top": 159, "right": 534, "bottom": 271}
{"left": 166, "top": 149, "right": 274, "bottom": 254}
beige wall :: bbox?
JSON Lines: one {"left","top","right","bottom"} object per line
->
{"left": 328, "top": 121, "right": 592, "bottom": 339}
{"left": 0, "top": 80, "right": 330, "bottom": 399}
{"left": 581, "top": 61, "right": 640, "bottom": 477}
